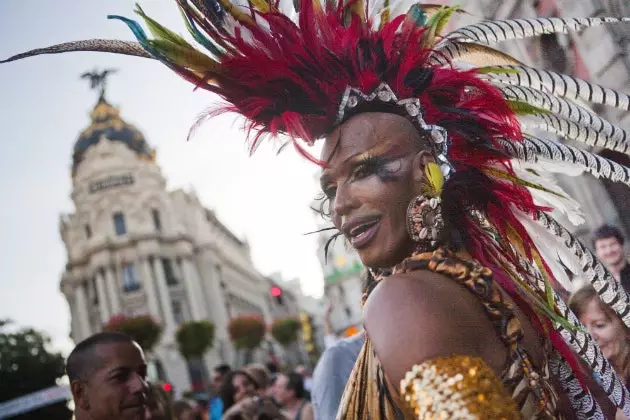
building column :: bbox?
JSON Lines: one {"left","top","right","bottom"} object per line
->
{"left": 95, "top": 270, "right": 110, "bottom": 323}
{"left": 105, "top": 266, "right": 122, "bottom": 316}
{"left": 140, "top": 257, "right": 161, "bottom": 321}
{"left": 75, "top": 282, "right": 92, "bottom": 341}
{"left": 182, "top": 257, "right": 207, "bottom": 320}
{"left": 152, "top": 257, "right": 175, "bottom": 330}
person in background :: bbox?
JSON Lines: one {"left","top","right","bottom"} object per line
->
{"left": 273, "top": 373, "right": 314, "bottom": 420}
{"left": 322, "top": 301, "right": 339, "bottom": 349}
{"left": 145, "top": 383, "right": 172, "bottom": 420}
{"left": 570, "top": 285, "right": 630, "bottom": 385}
{"left": 292, "top": 366, "right": 312, "bottom": 396}
{"left": 593, "top": 224, "right": 630, "bottom": 290}
{"left": 222, "top": 364, "right": 287, "bottom": 420}
{"left": 172, "top": 400, "right": 197, "bottom": 420}
{"left": 311, "top": 271, "right": 370, "bottom": 419}
{"left": 66, "top": 332, "right": 148, "bottom": 420}
{"left": 208, "top": 364, "right": 231, "bottom": 420}
{"left": 311, "top": 332, "right": 365, "bottom": 420}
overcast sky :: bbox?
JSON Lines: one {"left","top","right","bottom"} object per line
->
{"left": 0, "top": 1, "right": 327, "bottom": 355}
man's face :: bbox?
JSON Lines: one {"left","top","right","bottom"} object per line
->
{"left": 72, "top": 341, "right": 148, "bottom": 420}
{"left": 595, "top": 237, "right": 625, "bottom": 268}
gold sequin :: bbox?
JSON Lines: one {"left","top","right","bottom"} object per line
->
{"left": 400, "top": 355, "right": 521, "bottom": 419}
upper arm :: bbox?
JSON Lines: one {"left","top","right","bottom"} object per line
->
{"left": 364, "top": 271, "right": 507, "bottom": 386}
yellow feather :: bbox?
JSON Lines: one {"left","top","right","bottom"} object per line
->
{"left": 249, "top": 0, "right": 270, "bottom": 13}
{"left": 424, "top": 162, "right": 444, "bottom": 197}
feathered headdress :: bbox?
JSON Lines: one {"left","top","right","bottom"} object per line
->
{"left": 3, "top": 1, "right": 630, "bottom": 416}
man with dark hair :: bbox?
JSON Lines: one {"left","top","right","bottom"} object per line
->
{"left": 272, "top": 373, "right": 313, "bottom": 420}
{"left": 67, "top": 331, "right": 148, "bottom": 420}
{"left": 593, "top": 224, "right": 630, "bottom": 291}
{"left": 208, "top": 363, "right": 231, "bottom": 420}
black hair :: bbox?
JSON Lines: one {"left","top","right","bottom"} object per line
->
{"left": 66, "top": 332, "right": 134, "bottom": 382}
{"left": 593, "top": 224, "right": 625, "bottom": 247}
{"left": 285, "top": 373, "right": 306, "bottom": 400}
{"left": 213, "top": 363, "right": 231, "bottom": 376}
{"left": 265, "top": 362, "right": 279, "bottom": 374}
{"left": 218, "top": 371, "right": 236, "bottom": 411}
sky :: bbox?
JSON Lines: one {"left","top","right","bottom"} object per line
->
{"left": 0, "top": 1, "right": 328, "bottom": 355}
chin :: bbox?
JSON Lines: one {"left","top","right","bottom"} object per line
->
{"left": 358, "top": 248, "right": 407, "bottom": 269}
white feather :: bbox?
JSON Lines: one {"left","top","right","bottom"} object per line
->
{"left": 513, "top": 207, "right": 583, "bottom": 292}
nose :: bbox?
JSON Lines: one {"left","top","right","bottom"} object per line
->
{"left": 130, "top": 373, "right": 148, "bottom": 394}
{"left": 333, "top": 183, "right": 357, "bottom": 221}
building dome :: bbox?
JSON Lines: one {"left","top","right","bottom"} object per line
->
{"left": 73, "top": 96, "right": 154, "bottom": 173}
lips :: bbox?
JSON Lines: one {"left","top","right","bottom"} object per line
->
{"left": 342, "top": 216, "right": 381, "bottom": 250}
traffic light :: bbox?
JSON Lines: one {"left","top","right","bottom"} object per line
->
{"left": 271, "top": 285, "right": 284, "bottom": 305}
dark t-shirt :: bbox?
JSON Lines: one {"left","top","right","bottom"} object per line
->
{"left": 620, "top": 261, "right": 630, "bottom": 293}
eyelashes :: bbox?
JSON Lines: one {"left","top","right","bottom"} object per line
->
{"left": 316, "top": 154, "right": 404, "bottom": 219}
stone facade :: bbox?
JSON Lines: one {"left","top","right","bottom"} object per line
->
{"left": 59, "top": 96, "right": 284, "bottom": 395}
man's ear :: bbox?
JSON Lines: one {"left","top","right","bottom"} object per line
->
{"left": 411, "top": 150, "right": 436, "bottom": 183}
{"left": 71, "top": 380, "right": 90, "bottom": 411}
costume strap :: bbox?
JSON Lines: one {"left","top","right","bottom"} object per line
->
{"left": 400, "top": 354, "right": 520, "bottom": 419}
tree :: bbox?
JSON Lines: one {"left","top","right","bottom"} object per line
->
{"left": 270, "top": 318, "right": 301, "bottom": 347}
{"left": 175, "top": 321, "right": 215, "bottom": 391}
{"left": 228, "top": 315, "right": 266, "bottom": 364}
{"left": 103, "top": 314, "right": 163, "bottom": 353}
{"left": 0, "top": 320, "right": 72, "bottom": 419}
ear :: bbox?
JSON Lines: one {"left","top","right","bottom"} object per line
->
{"left": 71, "top": 380, "right": 90, "bottom": 411}
{"left": 410, "top": 149, "right": 436, "bottom": 184}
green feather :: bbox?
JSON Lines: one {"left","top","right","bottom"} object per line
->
{"left": 135, "top": 4, "right": 192, "bottom": 48}
{"left": 506, "top": 99, "right": 551, "bottom": 116}
{"left": 147, "top": 39, "right": 218, "bottom": 72}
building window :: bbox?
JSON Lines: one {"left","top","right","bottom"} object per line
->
{"left": 113, "top": 212, "right": 127, "bottom": 235}
{"left": 122, "top": 263, "right": 141, "bottom": 292}
{"left": 152, "top": 209, "right": 162, "bottom": 232}
{"left": 172, "top": 300, "right": 186, "bottom": 324}
{"left": 85, "top": 224, "right": 92, "bottom": 239}
{"left": 162, "top": 258, "right": 178, "bottom": 285}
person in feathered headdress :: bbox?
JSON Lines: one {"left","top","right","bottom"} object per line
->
{"left": 3, "top": 1, "right": 630, "bottom": 418}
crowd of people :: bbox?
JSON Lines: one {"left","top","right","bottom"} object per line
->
{"left": 65, "top": 331, "right": 314, "bottom": 420}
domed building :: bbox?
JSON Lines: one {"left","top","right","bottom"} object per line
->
{"left": 59, "top": 90, "right": 280, "bottom": 394}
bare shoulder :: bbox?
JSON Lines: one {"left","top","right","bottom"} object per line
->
{"left": 364, "top": 270, "right": 507, "bottom": 385}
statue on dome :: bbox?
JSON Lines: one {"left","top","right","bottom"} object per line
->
{"left": 80, "top": 68, "right": 117, "bottom": 99}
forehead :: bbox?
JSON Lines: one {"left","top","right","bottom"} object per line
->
{"left": 596, "top": 237, "right": 621, "bottom": 247}
{"left": 321, "top": 112, "right": 421, "bottom": 165}
{"left": 584, "top": 299, "right": 609, "bottom": 319}
{"left": 234, "top": 373, "right": 251, "bottom": 385}
{"left": 93, "top": 342, "right": 145, "bottom": 372}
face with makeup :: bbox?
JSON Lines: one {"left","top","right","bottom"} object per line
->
{"left": 320, "top": 112, "right": 434, "bottom": 268}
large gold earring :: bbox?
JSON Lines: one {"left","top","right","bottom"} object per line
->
{"left": 406, "top": 195, "right": 444, "bottom": 251}
{"left": 407, "top": 161, "right": 445, "bottom": 250}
